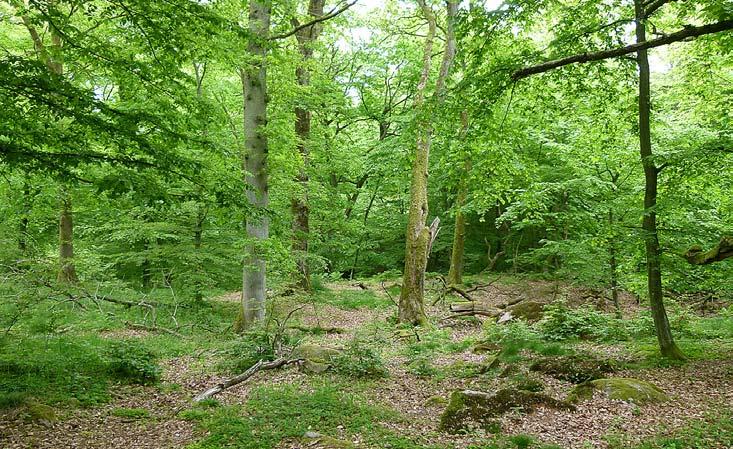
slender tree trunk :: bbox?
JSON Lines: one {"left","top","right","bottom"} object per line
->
{"left": 447, "top": 110, "right": 470, "bottom": 285}
{"left": 290, "top": 0, "right": 325, "bottom": 291}
{"left": 141, "top": 240, "right": 152, "bottom": 290}
{"left": 634, "top": 0, "right": 683, "bottom": 359}
{"left": 399, "top": 0, "right": 457, "bottom": 324}
{"left": 238, "top": 0, "right": 271, "bottom": 331}
{"left": 607, "top": 210, "right": 622, "bottom": 319}
{"left": 194, "top": 62, "right": 207, "bottom": 303}
{"left": 18, "top": 180, "right": 31, "bottom": 253}
{"left": 57, "top": 189, "right": 77, "bottom": 283}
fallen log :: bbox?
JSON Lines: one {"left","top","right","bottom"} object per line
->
{"left": 193, "top": 358, "right": 301, "bottom": 402}
{"left": 683, "top": 236, "right": 733, "bottom": 265}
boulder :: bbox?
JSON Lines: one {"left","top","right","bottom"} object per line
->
{"left": 439, "top": 388, "right": 574, "bottom": 434}
{"left": 569, "top": 378, "right": 669, "bottom": 405}
{"left": 291, "top": 344, "right": 342, "bottom": 374}
{"left": 530, "top": 354, "right": 615, "bottom": 384}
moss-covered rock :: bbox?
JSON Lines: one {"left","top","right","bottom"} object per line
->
{"left": 439, "top": 388, "right": 575, "bottom": 434}
{"left": 291, "top": 344, "right": 342, "bottom": 373}
{"left": 529, "top": 354, "right": 615, "bottom": 384}
{"left": 507, "top": 301, "right": 545, "bottom": 322}
{"left": 569, "top": 378, "right": 669, "bottom": 405}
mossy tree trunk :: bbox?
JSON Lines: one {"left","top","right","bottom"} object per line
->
{"left": 399, "top": 0, "right": 457, "bottom": 324}
{"left": 634, "top": 0, "right": 683, "bottom": 360}
{"left": 238, "top": 0, "right": 271, "bottom": 331}
{"left": 290, "top": 0, "right": 326, "bottom": 292}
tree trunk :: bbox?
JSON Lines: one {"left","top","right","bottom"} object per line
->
{"left": 608, "top": 211, "right": 622, "bottom": 319}
{"left": 194, "top": 62, "right": 207, "bottom": 303}
{"left": 400, "top": 0, "right": 457, "bottom": 325}
{"left": 447, "top": 110, "right": 470, "bottom": 285}
{"left": 634, "top": 0, "right": 683, "bottom": 359}
{"left": 238, "top": 0, "right": 271, "bottom": 331}
{"left": 399, "top": 1, "right": 438, "bottom": 325}
{"left": 57, "top": 189, "right": 77, "bottom": 283}
{"left": 290, "top": 0, "right": 326, "bottom": 292}
{"left": 18, "top": 180, "right": 31, "bottom": 254}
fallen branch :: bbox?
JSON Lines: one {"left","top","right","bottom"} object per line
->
{"left": 193, "top": 357, "right": 301, "bottom": 402}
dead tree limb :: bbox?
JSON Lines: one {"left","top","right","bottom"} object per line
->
{"left": 683, "top": 236, "right": 733, "bottom": 265}
{"left": 193, "top": 358, "right": 302, "bottom": 402}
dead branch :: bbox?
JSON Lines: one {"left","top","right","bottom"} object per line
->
{"left": 193, "top": 357, "right": 301, "bottom": 402}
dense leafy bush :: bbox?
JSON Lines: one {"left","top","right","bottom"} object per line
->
{"left": 539, "top": 302, "right": 626, "bottom": 341}
{"left": 332, "top": 339, "right": 387, "bottom": 378}
{"left": 105, "top": 340, "right": 160, "bottom": 384}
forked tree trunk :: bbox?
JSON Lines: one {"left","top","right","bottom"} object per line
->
{"left": 57, "top": 190, "right": 77, "bottom": 283}
{"left": 290, "top": 0, "right": 326, "bottom": 292}
{"left": 634, "top": 0, "right": 683, "bottom": 359}
{"left": 238, "top": 0, "right": 271, "bottom": 331}
{"left": 399, "top": 0, "right": 457, "bottom": 324}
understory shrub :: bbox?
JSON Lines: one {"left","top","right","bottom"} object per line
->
{"left": 105, "top": 340, "right": 160, "bottom": 384}
{"left": 332, "top": 338, "right": 387, "bottom": 378}
{"left": 539, "top": 302, "right": 626, "bottom": 341}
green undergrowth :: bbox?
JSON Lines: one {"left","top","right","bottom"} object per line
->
{"left": 184, "top": 383, "right": 436, "bottom": 449}
{"left": 0, "top": 334, "right": 162, "bottom": 407}
{"left": 310, "top": 287, "right": 394, "bottom": 310}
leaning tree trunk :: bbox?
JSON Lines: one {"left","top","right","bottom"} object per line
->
{"left": 290, "top": 0, "right": 326, "bottom": 292}
{"left": 634, "top": 0, "right": 683, "bottom": 359}
{"left": 237, "top": 0, "right": 271, "bottom": 331}
{"left": 399, "top": 0, "right": 457, "bottom": 324}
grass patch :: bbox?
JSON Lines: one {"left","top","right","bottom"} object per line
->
{"left": 111, "top": 407, "right": 150, "bottom": 419}
{"left": 606, "top": 412, "right": 733, "bottom": 448}
{"left": 312, "top": 289, "right": 392, "bottom": 310}
{"left": 186, "top": 383, "right": 428, "bottom": 449}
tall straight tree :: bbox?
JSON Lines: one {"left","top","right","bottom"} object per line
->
{"left": 399, "top": 0, "right": 457, "bottom": 324}
{"left": 14, "top": 0, "right": 77, "bottom": 283}
{"left": 291, "top": 0, "right": 326, "bottom": 292}
{"left": 238, "top": 0, "right": 271, "bottom": 330}
{"left": 510, "top": 0, "right": 733, "bottom": 358}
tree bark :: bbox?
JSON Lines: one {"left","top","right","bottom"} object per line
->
{"left": 57, "top": 189, "right": 77, "bottom": 283}
{"left": 634, "top": 0, "right": 683, "bottom": 360}
{"left": 238, "top": 0, "right": 271, "bottom": 331}
{"left": 290, "top": 0, "right": 326, "bottom": 292}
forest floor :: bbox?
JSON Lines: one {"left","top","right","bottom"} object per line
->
{"left": 1, "top": 275, "right": 733, "bottom": 449}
